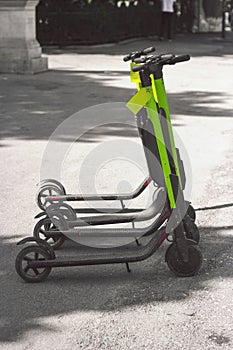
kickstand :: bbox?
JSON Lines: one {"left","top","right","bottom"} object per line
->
{"left": 120, "top": 200, "right": 125, "bottom": 209}
{"left": 135, "top": 239, "right": 141, "bottom": 246}
{"left": 126, "top": 263, "right": 131, "bottom": 273}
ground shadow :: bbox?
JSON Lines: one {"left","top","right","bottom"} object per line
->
{"left": 169, "top": 90, "right": 233, "bottom": 118}
{"left": 0, "top": 69, "right": 232, "bottom": 143}
{"left": 196, "top": 202, "right": 233, "bottom": 211}
{"left": 1, "top": 222, "right": 233, "bottom": 342}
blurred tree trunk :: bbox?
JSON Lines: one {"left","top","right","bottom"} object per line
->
{"left": 180, "top": 0, "right": 196, "bottom": 32}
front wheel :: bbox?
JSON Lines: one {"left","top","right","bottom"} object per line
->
{"left": 15, "top": 245, "right": 52, "bottom": 283}
{"left": 183, "top": 215, "right": 200, "bottom": 244}
{"left": 33, "top": 217, "right": 65, "bottom": 250}
{"left": 187, "top": 204, "right": 196, "bottom": 222}
{"left": 165, "top": 239, "right": 202, "bottom": 277}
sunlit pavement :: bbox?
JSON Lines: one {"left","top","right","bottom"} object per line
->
{"left": 0, "top": 32, "right": 233, "bottom": 349}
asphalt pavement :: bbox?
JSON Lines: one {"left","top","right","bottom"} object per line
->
{"left": 0, "top": 32, "right": 233, "bottom": 350}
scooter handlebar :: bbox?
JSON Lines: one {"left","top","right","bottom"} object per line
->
{"left": 134, "top": 56, "right": 147, "bottom": 64}
{"left": 132, "top": 54, "right": 190, "bottom": 72}
{"left": 123, "top": 54, "right": 132, "bottom": 62}
{"left": 123, "top": 46, "right": 155, "bottom": 62}
{"left": 168, "top": 54, "right": 190, "bottom": 65}
{"left": 141, "top": 46, "right": 155, "bottom": 55}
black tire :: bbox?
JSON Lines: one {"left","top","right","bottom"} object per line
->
{"left": 15, "top": 245, "right": 52, "bottom": 283}
{"left": 39, "top": 179, "right": 66, "bottom": 194}
{"left": 36, "top": 185, "right": 64, "bottom": 210}
{"left": 187, "top": 204, "right": 196, "bottom": 222}
{"left": 34, "top": 217, "right": 65, "bottom": 250}
{"left": 166, "top": 239, "right": 202, "bottom": 277}
{"left": 46, "top": 203, "right": 77, "bottom": 221}
{"left": 183, "top": 215, "right": 200, "bottom": 244}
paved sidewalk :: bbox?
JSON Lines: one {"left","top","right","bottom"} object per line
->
{"left": 45, "top": 32, "right": 233, "bottom": 70}
{"left": 1, "top": 32, "right": 232, "bottom": 142}
{"left": 0, "top": 32, "right": 233, "bottom": 350}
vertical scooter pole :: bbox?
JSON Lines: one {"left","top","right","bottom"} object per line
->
{"left": 151, "top": 67, "right": 183, "bottom": 189}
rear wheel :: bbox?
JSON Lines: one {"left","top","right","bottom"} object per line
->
{"left": 39, "top": 179, "right": 66, "bottom": 194}
{"left": 34, "top": 217, "right": 65, "bottom": 250}
{"left": 46, "top": 203, "right": 76, "bottom": 221}
{"left": 15, "top": 245, "right": 52, "bottom": 283}
{"left": 165, "top": 239, "right": 202, "bottom": 277}
{"left": 36, "top": 185, "right": 65, "bottom": 210}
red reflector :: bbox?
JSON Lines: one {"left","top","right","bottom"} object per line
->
{"left": 143, "top": 177, "right": 152, "bottom": 187}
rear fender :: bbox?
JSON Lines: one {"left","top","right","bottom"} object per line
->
{"left": 16, "top": 237, "right": 55, "bottom": 259}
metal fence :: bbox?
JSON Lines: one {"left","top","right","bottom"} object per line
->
{"left": 36, "top": 1, "right": 161, "bottom": 46}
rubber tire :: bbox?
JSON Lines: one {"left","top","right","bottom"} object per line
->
{"left": 183, "top": 215, "right": 200, "bottom": 244}
{"left": 36, "top": 185, "right": 64, "bottom": 210}
{"left": 187, "top": 204, "right": 196, "bottom": 222}
{"left": 15, "top": 245, "right": 52, "bottom": 283}
{"left": 34, "top": 217, "right": 65, "bottom": 250}
{"left": 46, "top": 203, "right": 76, "bottom": 221}
{"left": 39, "top": 179, "right": 66, "bottom": 195}
{"left": 166, "top": 239, "right": 202, "bottom": 277}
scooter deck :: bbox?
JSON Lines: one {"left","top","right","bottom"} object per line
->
{"left": 28, "top": 229, "right": 166, "bottom": 269}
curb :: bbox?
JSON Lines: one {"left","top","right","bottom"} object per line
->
{"left": 42, "top": 36, "right": 154, "bottom": 52}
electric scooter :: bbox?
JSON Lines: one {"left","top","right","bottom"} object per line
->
{"left": 15, "top": 50, "right": 202, "bottom": 282}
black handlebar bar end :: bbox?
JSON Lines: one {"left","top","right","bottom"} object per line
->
{"left": 142, "top": 46, "right": 155, "bottom": 55}
{"left": 123, "top": 54, "right": 131, "bottom": 62}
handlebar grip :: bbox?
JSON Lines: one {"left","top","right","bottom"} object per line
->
{"left": 142, "top": 46, "right": 155, "bottom": 55}
{"left": 123, "top": 54, "right": 131, "bottom": 62}
{"left": 160, "top": 53, "right": 175, "bottom": 60}
{"left": 169, "top": 54, "right": 190, "bottom": 65}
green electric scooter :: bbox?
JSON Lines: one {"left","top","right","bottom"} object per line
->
{"left": 15, "top": 49, "right": 202, "bottom": 282}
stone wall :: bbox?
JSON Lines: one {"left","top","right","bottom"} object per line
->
{"left": 0, "top": 0, "right": 47, "bottom": 73}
